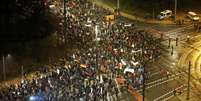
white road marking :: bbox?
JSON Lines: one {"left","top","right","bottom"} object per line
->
{"left": 153, "top": 85, "right": 186, "bottom": 101}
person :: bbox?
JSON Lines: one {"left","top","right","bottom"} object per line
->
{"left": 0, "top": 0, "right": 163, "bottom": 100}
{"left": 187, "top": 36, "right": 190, "bottom": 42}
{"left": 115, "top": 86, "right": 119, "bottom": 99}
{"left": 166, "top": 71, "right": 170, "bottom": 78}
{"left": 168, "top": 38, "right": 171, "bottom": 48}
{"left": 173, "top": 89, "right": 176, "bottom": 96}
{"left": 171, "top": 45, "right": 174, "bottom": 55}
{"left": 176, "top": 37, "right": 178, "bottom": 46}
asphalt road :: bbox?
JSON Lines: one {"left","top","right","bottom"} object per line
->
{"left": 138, "top": 21, "right": 201, "bottom": 101}
{"left": 114, "top": 17, "right": 201, "bottom": 100}
{"left": 68, "top": 0, "right": 201, "bottom": 100}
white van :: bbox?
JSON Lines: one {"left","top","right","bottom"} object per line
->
{"left": 157, "top": 10, "right": 172, "bottom": 20}
{"left": 187, "top": 12, "right": 199, "bottom": 21}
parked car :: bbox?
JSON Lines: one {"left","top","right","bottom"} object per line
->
{"left": 157, "top": 10, "right": 172, "bottom": 20}
{"left": 187, "top": 11, "right": 199, "bottom": 21}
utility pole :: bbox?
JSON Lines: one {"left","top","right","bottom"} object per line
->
{"left": 21, "top": 66, "right": 24, "bottom": 79}
{"left": 174, "top": 0, "right": 177, "bottom": 22}
{"left": 142, "top": 63, "right": 146, "bottom": 101}
{"left": 117, "top": 0, "right": 120, "bottom": 9}
{"left": 2, "top": 56, "right": 6, "bottom": 80}
{"left": 187, "top": 61, "right": 191, "bottom": 100}
{"left": 152, "top": 8, "right": 155, "bottom": 20}
{"left": 141, "top": 38, "right": 146, "bottom": 101}
{"left": 63, "top": 0, "right": 67, "bottom": 44}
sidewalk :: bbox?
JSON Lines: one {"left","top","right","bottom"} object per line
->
{"left": 0, "top": 65, "right": 53, "bottom": 91}
{"left": 89, "top": 0, "right": 176, "bottom": 25}
{"left": 0, "top": 72, "right": 35, "bottom": 90}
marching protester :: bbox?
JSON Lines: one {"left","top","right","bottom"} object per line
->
{"left": 0, "top": 0, "right": 162, "bottom": 101}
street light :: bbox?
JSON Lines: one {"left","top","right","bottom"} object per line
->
{"left": 2, "top": 54, "right": 11, "bottom": 81}
{"left": 117, "top": 0, "right": 120, "bottom": 9}
{"left": 174, "top": 0, "right": 177, "bottom": 22}
{"left": 187, "top": 61, "right": 191, "bottom": 100}
{"left": 63, "top": 0, "right": 67, "bottom": 44}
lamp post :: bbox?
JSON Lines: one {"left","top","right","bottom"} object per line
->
{"left": 21, "top": 66, "right": 24, "bottom": 80}
{"left": 2, "top": 56, "right": 6, "bottom": 80}
{"left": 174, "top": 0, "right": 177, "bottom": 22}
{"left": 142, "top": 62, "right": 146, "bottom": 101}
{"left": 63, "top": 0, "right": 67, "bottom": 44}
{"left": 117, "top": 0, "right": 120, "bottom": 9}
{"left": 2, "top": 54, "right": 11, "bottom": 81}
{"left": 186, "top": 61, "right": 191, "bottom": 100}
{"left": 141, "top": 35, "right": 146, "bottom": 101}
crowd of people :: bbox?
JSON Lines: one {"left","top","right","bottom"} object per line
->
{"left": 0, "top": 0, "right": 162, "bottom": 101}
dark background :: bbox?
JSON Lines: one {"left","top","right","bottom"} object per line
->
{"left": 0, "top": 0, "right": 57, "bottom": 54}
